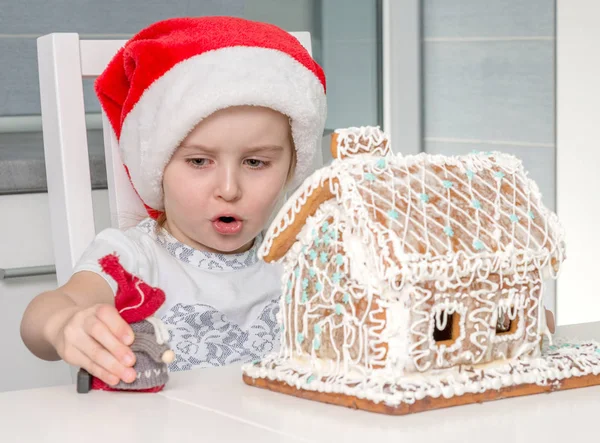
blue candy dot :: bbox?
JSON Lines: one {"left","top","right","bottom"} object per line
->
{"left": 510, "top": 214, "right": 520, "bottom": 223}
{"left": 307, "top": 375, "right": 316, "bottom": 383}
{"left": 314, "top": 324, "right": 322, "bottom": 335}
{"left": 285, "top": 294, "right": 292, "bottom": 304}
{"left": 343, "top": 293, "right": 351, "bottom": 304}
{"left": 321, "top": 221, "right": 329, "bottom": 233}
{"left": 466, "top": 170, "right": 475, "bottom": 180}
{"left": 444, "top": 226, "right": 454, "bottom": 237}
{"left": 313, "top": 338, "right": 321, "bottom": 350}
{"left": 494, "top": 171, "right": 505, "bottom": 180}
{"left": 365, "top": 173, "right": 377, "bottom": 182}
{"left": 336, "top": 254, "right": 344, "bottom": 266}
{"left": 297, "top": 333, "right": 304, "bottom": 344}
{"left": 287, "top": 280, "right": 292, "bottom": 289}
{"left": 302, "top": 278, "right": 309, "bottom": 289}
{"left": 320, "top": 252, "right": 328, "bottom": 264}
{"left": 315, "top": 282, "right": 323, "bottom": 291}
{"left": 473, "top": 239, "right": 485, "bottom": 250}
{"left": 323, "top": 234, "right": 331, "bottom": 246}
{"left": 309, "top": 268, "right": 317, "bottom": 278}
{"left": 388, "top": 210, "right": 400, "bottom": 220}
{"left": 442, "top": 180, "right": 453, "bottom": 189}
{"left": 376, "top": 158, "right": 387, "bottom": 168}
{"left": 332, "top": 272, "right": 342, "bottom": 284}
{"left": 294, "top": 267, "right": 300, "bottom": 277}
{"left": 528, "top": 211, "right": 535, "bottom": 220}
{"left": 472, "top": 199, "right": 482, "bottom": 210}
{"left": 420, "top": 193, "right": 430, "bottom": 203}
{"left": 335, "top": 304, "right": 344, "bottom": 315}
{"left": 301, "top": 292, "right": 308, "bottom": 304}
{"left": 309, "top": 250, "right": 317, "bottom": 260}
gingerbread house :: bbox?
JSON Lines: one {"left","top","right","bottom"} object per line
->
{"left": 243, "top": 126, "right": 600, "bottom": 414}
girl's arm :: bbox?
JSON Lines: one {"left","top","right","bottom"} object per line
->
{"left": 20, "top": 271, "right": 137, "bottom": 386}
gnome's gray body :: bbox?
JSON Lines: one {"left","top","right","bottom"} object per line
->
{"left": 115, "top": 319, "right": 170, "bottom": 390}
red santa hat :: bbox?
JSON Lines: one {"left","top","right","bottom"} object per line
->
{"left": 98, "top": 254, "right": 165, "bottom": 323}
{"left": 95, "top": 16, "right": 327, "bottom": 218}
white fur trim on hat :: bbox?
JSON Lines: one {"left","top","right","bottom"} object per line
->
{"left": 119, "top": 46, "right": 327, "bottom": 211}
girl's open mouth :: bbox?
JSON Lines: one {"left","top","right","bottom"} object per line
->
{"left": 212, "top": 215, "right": 243, "bottom": 235}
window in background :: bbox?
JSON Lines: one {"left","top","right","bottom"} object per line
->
{"left": 0, "top": 0, "right": 383, "bottom": 197}
{"left": 420, "top": 0, "right": 556, "bottom": 312}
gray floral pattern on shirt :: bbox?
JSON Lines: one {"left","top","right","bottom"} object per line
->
{"left": 137, "top": 218, "right": 261, "bottom": 271}
{"left": 162, "top": 300, "right": 280, "bottom": 371}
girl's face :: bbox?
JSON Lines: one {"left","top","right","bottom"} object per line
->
{"left": 162, "top": 106, "right": 294, "bottom": 254}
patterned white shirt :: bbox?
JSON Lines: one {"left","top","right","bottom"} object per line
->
{"left": 73, "top": 218, "right": 282, "bottom": 371}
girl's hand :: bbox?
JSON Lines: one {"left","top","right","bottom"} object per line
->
{"left": 50, "top": 304, "right": 137, "bottom": 386}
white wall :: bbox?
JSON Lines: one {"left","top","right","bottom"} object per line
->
{"left": 556, "top": 0, "right": 600, "bottom": 325}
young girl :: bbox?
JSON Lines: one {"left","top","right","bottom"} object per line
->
{"left": 20, "top": 16, "right": 327, "bottom": 387}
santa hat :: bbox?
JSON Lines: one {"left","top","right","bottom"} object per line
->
{"left": 95, "top": 16, "right": 327, "bottom": 218}
{"left": 98, "top": 254, "right": 165, "bottom": 323}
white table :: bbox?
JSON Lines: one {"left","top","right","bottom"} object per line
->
{"left": 3, "top": 323, "right": 599, "bottom": 443}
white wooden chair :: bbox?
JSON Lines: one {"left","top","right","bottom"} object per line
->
{"left": 37, "top": 31, "right": 315, "bottom": 287}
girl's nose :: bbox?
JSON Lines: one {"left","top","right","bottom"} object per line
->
{"left": 214, "top": 166, "right": 242, "bottom": 202}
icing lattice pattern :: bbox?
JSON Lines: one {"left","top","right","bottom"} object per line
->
{"left": 260, "top": 151, "right": 565, "bottom": 288}
{"left": 243, "top": 340, "right": 600, "bottom": 406}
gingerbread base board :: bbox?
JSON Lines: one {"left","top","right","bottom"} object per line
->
{"left": 242, "top": 340, "right": 600, "bottom": 415}
{"left": 242, "top": 372, "right": 600, "bottom": 415}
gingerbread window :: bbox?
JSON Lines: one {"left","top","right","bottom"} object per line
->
{"left": 495, "top": 306, "right": 519, "bottom": 336}
{"left": 433, "top": 310, "right": 461, "bottom": 346}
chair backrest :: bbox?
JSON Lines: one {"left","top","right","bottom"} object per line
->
{"left": 37, "top": 31, "right": 314, "bottom": 286}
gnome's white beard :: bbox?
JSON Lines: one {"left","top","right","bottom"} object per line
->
{"left": 146, "top": 316, "right": 170, "bottom": 345}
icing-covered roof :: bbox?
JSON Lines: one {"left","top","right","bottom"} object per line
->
{"left": 260, "top": 129, "right": 565, "bottom": 286}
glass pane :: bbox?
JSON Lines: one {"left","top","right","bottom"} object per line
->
{"left": 0, "top": 1, "right": 382, "bottom": 196}
{"left": 243, "top": 0, "right": 383, "bottom": 164}
{"left": 422, "top": 0, "right": 555, "bottom": 207}
{"left": 421, "top": 0, "right": 556, "bottom": 312}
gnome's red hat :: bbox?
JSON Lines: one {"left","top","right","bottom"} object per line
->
{"left": 98, "top": 254, "right": 165, "bottom": 323}
{"left": 95, "top": 16, "right": 327, "bottom": 219}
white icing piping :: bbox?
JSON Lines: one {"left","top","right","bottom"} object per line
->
{"left": 254, "top": 128, "right": 566, "bottom": 400}
{"left": 333, "top": 126, "right": 391, "bottom": 159}
{"left": 260, "top": 149, "right": 565, "bottom": 291}
{"left": 243, "top": 340, "right": 600, "bottom": 407}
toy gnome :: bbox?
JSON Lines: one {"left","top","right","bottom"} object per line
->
{"left": 77, "top": 253, "right": 175, "bottom": 393}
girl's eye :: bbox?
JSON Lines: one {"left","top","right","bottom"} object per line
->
{"left": 245, "top": 159, "right": 269, "bottom": 169}
{"left": 187, "top": 158, "right": 209, "bottom": 168}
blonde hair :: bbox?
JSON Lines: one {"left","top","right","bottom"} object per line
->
{"left": 156, "top": 211, "right": 168, "bottom": 228}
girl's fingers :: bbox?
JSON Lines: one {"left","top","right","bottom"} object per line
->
{"left": 78, "top": 333, "right": 137, "bottom": 384}
{"left": 87, "top": 314, "right": 136, "bottom": 367}
{"left": 95, "top": 304, "right": 135, "bottom": 346}
{"left": 68, "top": 347, "right": 120, "bottom": 387}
